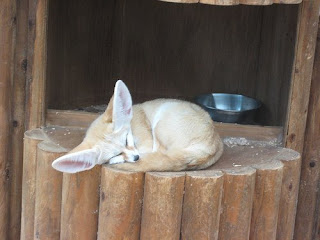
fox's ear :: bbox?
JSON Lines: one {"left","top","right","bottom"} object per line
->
{"left": 112, "top": 80, "right": 133, "bottom": 131}
{"left": 52, "top": 148, "right": 99, "bottom": 173}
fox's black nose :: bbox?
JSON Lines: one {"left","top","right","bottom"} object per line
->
{"left": 133, "top": 155, "right": 140, "bottom": 161}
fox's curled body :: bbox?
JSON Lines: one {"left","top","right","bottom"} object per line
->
{"left": 111, "top": 98, "right": 223, "bottom": 171}
{"left": 52, "top": 81, "right": 223, "bottom": 173}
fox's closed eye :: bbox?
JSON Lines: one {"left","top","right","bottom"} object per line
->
{"left": 125, "top": 134, "right": 129, "bottom": 146}
{"left": 111, "top": 152, "right": 122, "bottom": 159}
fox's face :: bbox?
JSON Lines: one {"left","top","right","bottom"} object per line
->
{"left": 52, "top": 80, "right": 139, "bottom": 173}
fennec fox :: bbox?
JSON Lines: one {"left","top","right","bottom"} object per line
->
{"left": 52, "top": 80, "right": 223, "bottom": 173}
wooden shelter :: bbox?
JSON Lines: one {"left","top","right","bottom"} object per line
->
{"left": 1, "top": 0, "right": 320, "bottom": 239}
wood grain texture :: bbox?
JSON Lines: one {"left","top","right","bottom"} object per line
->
{"left": 317, "top": 209, "right": 320, "bottom": 240}
{"left": 21, "top": 128, "right": 86, "bottom": 240}
{"left": 98, "top": 166, "right": 144, "bottom": 240}
{"left": 60, "top": 166, "right": 101, "bottom": 240}
{"left": 238, "top": 0, "right": 271, "bottom": 5}
{"left": 276, "top": 149, "right": 301, "bottom": 240}
{"left": 250, "top": 161, "right": 283, "bottom": 240}
{"left": 256, "top": 5, "right": 299, "bottom": 126}
{"left": 161, "top": 0, "right": 302, "bottom": 4}
{"left": 46, "top": 0, "right": 116, "bottom": 110}
{"left": 20, "top": 130, "right": 45, "bottom": 240}
{"left": 140, "top": 172, "right": 185, "bottom": 240}
{"left": 273, "top": 0, "right": 301, "bottom": 4}
{"left": 21, "top": 127, "right": 303, "bottom": 239}
{"left": 218, "top": 167, "right": 256, "bottom": 240}
{"left": 285, "top": 0, "right": 320, "bottom": 154}
{"left": 0, "top": 0, "right": 16, "bottom": 238}
{"left": 46, "top": 1, "right": 298, "bottom": 126}
{"left": 161, "top": 0, "right": 198, "bottom": 3}
{"left": 25, "top": 0, "right": 48, "bottom": 130}
{"left": 181, "top": 171, "right": 224, "bottom": 240}
{"left": 215, "top": 122, "right": 283, "bottom": 143}
{"left": 34, "top": 145, "right": 64, "bottom": 240}
{"left": 115, "top": 2, "right": 261, "bottom": 106}
{"left": 8, "top": 0, "right": 29, "bottom": 239}
{"left": 293, "top": 21, "right": 320, "bottom": 240}
{"left": 46, "top": 109, "right": 283, "bottom": 144}
{"left": 200, "top": 0, "right": 238, "bottom": 5}
{"left": 46, "top": 110, "right": 99, "bottom": 128}
{"left": 209, "top": 145, "right": 301, "bottom": 240}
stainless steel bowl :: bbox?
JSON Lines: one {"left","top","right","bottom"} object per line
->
{"left": 194, "top": 93, "right": 261, "bottom": 124}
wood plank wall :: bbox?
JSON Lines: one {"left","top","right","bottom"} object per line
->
{"left": 46, "top": 0, "right": 116, "bottom": 110}
{"left": 46, "top": 0, "right": 298, "bottom": 126}
{"left": 0, "top": 1, "right": 16, "bottom": 239}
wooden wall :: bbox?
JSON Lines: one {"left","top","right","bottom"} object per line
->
{"left": 46, "top": 0, "right": 116, "bottom": 109}
{"left": 46, "top": 0, "right": 299, "bottom": 126}
{"left": 0, "top": 1, "right": 16, "bottom": 239}
{"left": 293, "top": 17, "right": 320, "bottom": 240}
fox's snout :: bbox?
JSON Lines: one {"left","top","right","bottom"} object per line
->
{"left": 123, "top": 148, "right": 140, "bottom": 162}
{"left": 126, "top": 154, "right": 139, "bottom": 162}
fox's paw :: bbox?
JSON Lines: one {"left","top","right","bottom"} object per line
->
{"left": 109, "top": 156, "right": 125, "bottom": 165}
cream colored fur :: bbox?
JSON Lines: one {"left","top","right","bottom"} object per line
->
{"left": 52, "top": 80, "right": 223, "bottom": 173}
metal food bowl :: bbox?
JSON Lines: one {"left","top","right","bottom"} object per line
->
{"left": 194, "top": 93, "right": 261, "bottom": 124}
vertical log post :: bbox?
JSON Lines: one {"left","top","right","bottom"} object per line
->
{"left": 9, "top": 0, "right": 29, "bottom": 238}
{"left": 293, "top": 20, "right": 320, "bottom": 240}
{"left": 60, "top": 166, "right": 101, "bottom": 240}
{"left": 34, "top": 142, "right": 64, "bottom": 240}
{"left": 140, "top": 172, "right": 185, "bottom": 240}
{"left": 284, "top": 4, "right": 320, "bottom": 237}
{"left": 276, "top": 149, "right": 301, "bottom": 240}
{"left": 20, "top": 130, "right": 45, "bottom": 240}
{"left": 181, "top": 171, "right": 224, "bottom": 240}
{"left": 285, "top": 0, "right": 320, "bottom": 154}
{"left": 317, "top": 209, "right": 320, "bottom": 239}
{"left": 25, "top": 0, "right": 49, "bottom": 130}
{"left": 97, "top": 166, "right": 144, "bottom": 240}
{"left": 250, "top": 161, "right": 284, "bottom": 240}
{"left": 218, "top": 167, "right": 256, "bottom": 240}
{"left": 0, "top": 0, "right": 16, "bottom": 238}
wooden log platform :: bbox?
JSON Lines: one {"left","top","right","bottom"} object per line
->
{"left": 21, "top": 125, "right": 301, "bottom": 240}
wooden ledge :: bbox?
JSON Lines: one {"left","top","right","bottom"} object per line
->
{"left": 159, "top": 0, "right": 302, "bottom": 5}
{"left": 22, "top": 126, "right": 300, "bottom": 239}
{"left": 209, "top": 144, "right": 299, "bottom": 169}
{"left": 24, "top": 128, "right": 46, "bottom": 140}
{"left": 46, "top": 109, "right": 283, "bottom": 144}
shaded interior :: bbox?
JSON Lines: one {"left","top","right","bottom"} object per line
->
{"left": 46, "top": 0, "right": 299, "bottom": 126}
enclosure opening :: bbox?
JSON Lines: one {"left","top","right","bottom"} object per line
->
{"left": 46, "top": 0, "right": 299, "bottom": 126}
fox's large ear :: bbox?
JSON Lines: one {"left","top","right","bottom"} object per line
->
{"left": 52, "top": 148, "right": 99, "bottom": 173}
{"left": 112, "top": 80, "right": 133, "bottom": 131}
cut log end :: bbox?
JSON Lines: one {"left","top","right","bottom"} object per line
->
{"left": 24, "top": 128, "right": 46, "bottom": 140}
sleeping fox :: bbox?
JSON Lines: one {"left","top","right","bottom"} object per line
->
{"left": 52, "top": 80, "right": 223, "bottom": 173}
